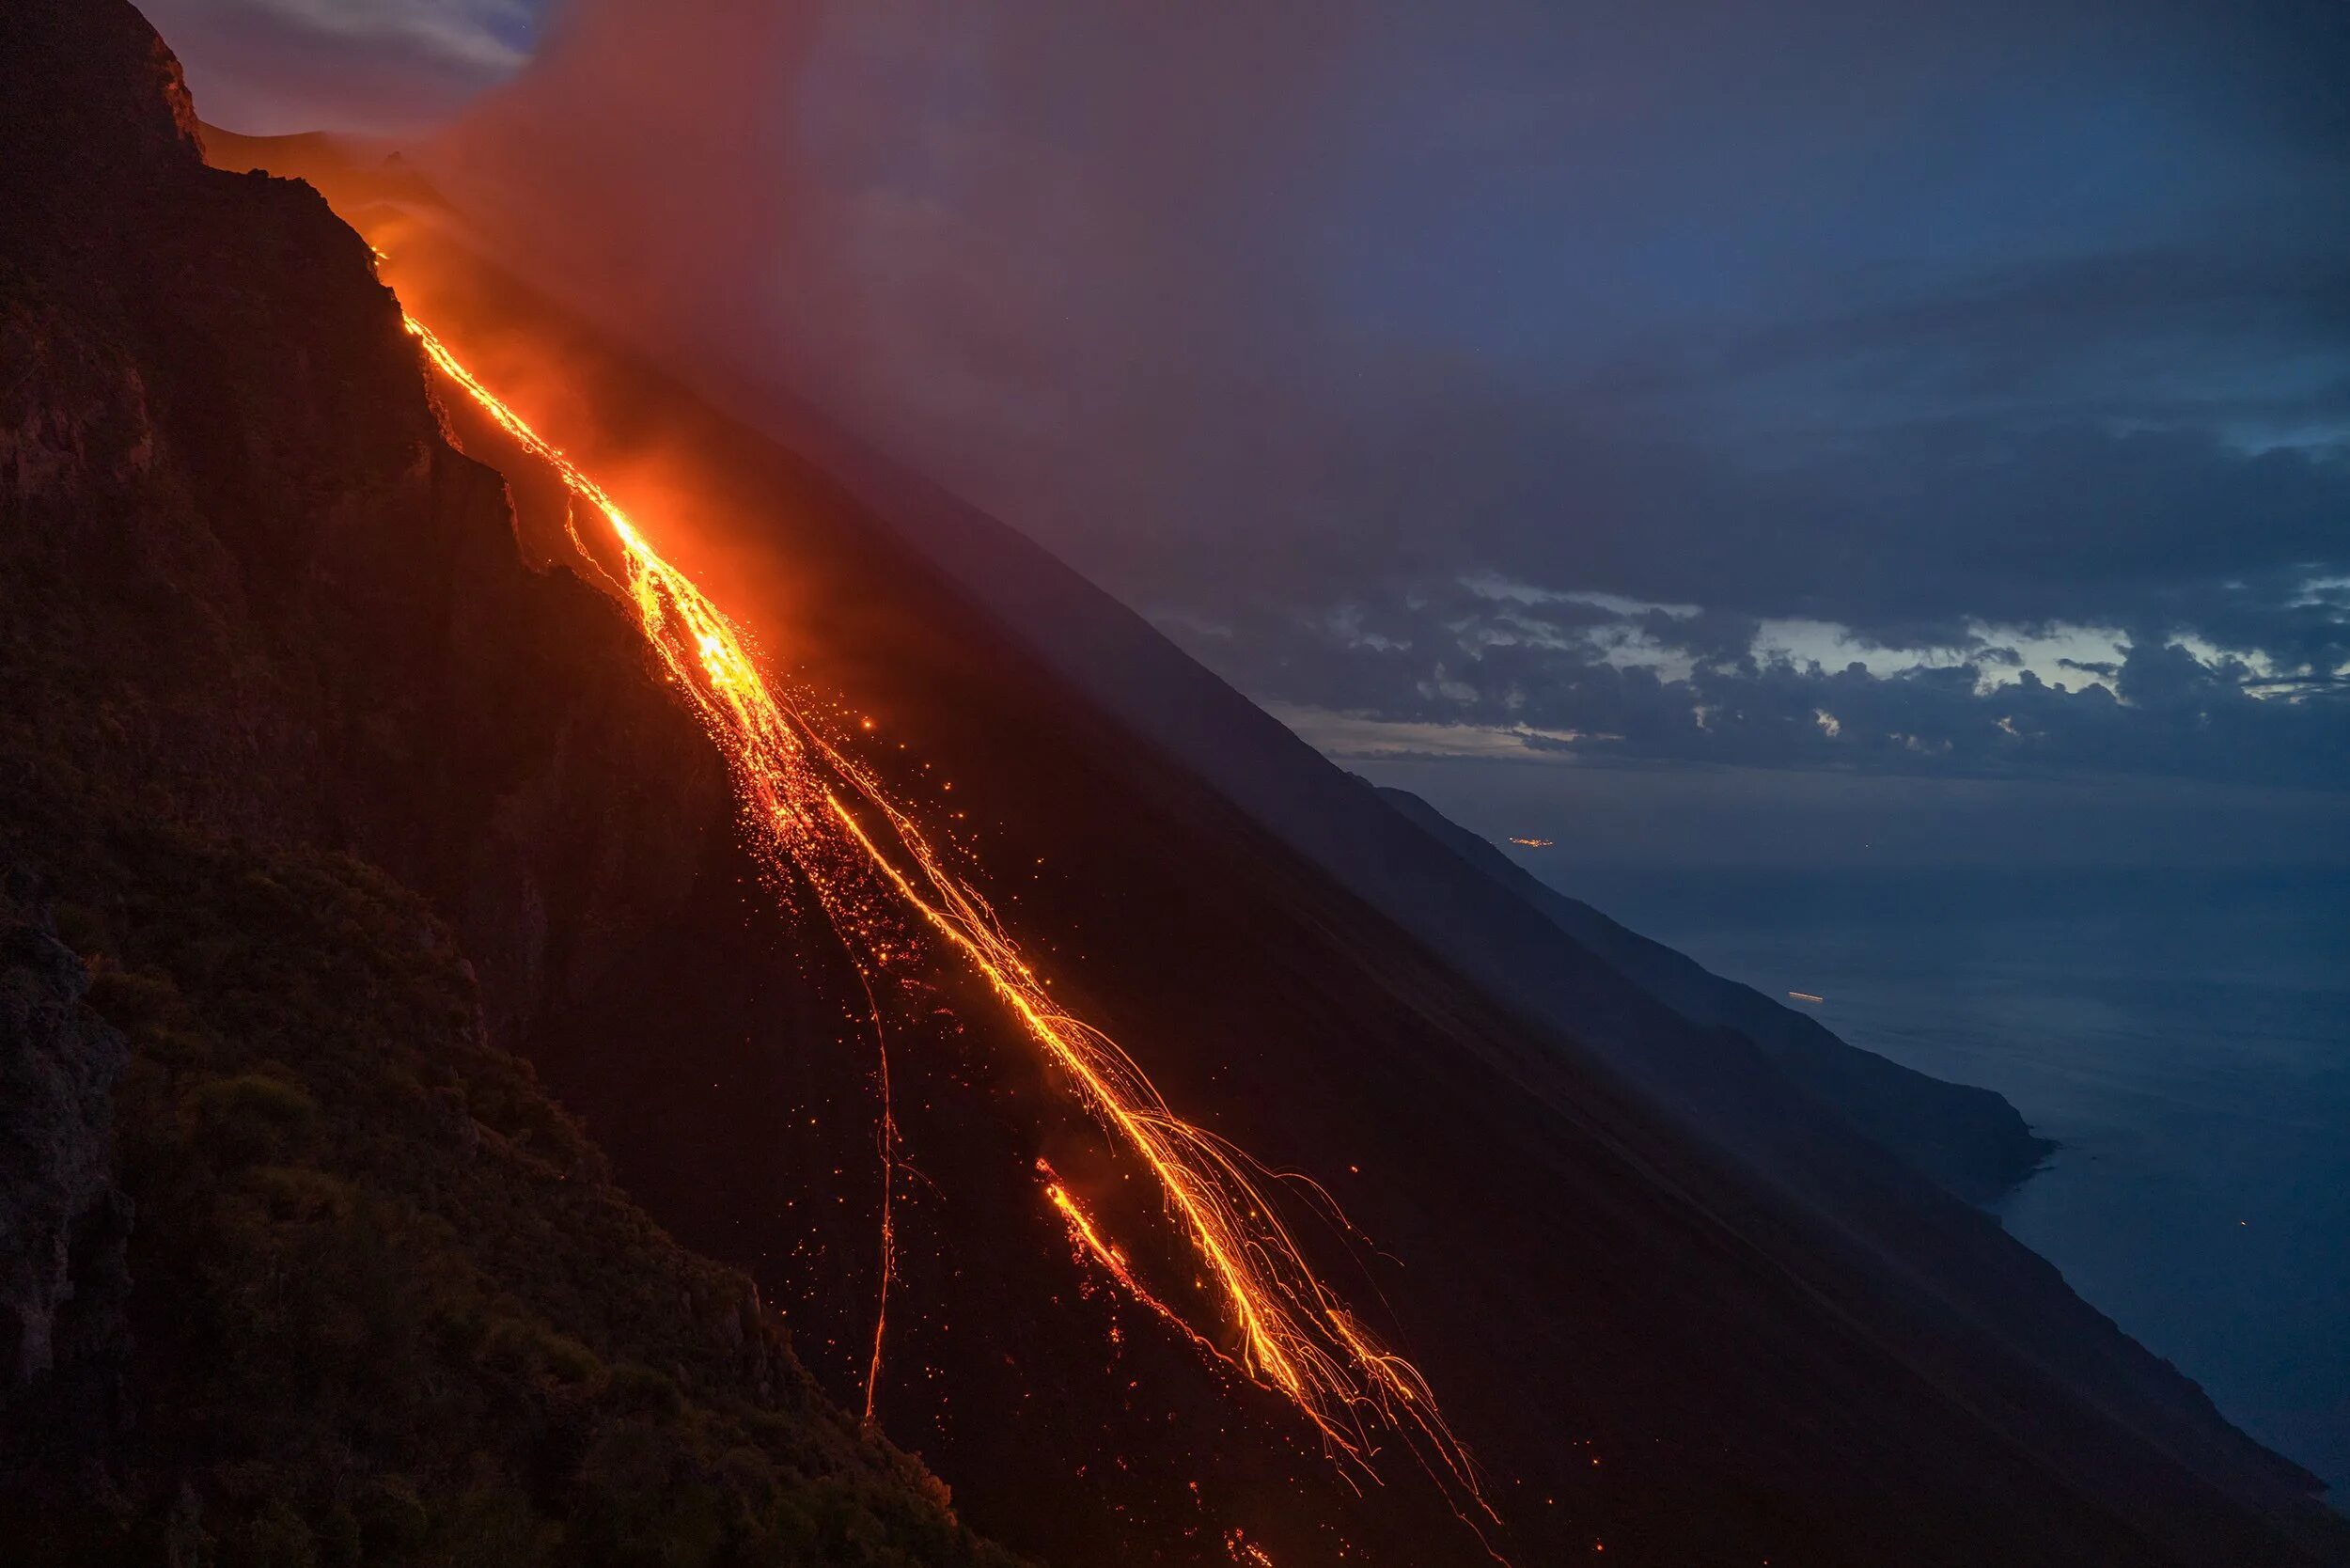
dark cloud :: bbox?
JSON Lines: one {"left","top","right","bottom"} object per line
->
{"left": 400, "top": 1, "right": 2350, "bottom": 795}
{"left": 1603, "top": 248, "right": 2350, "bottom": 442}
{"left": 1520, "top": 419, "right": 2346, "bottom": 641}
{"left": 1204, "top": 585, "right": 2350, "bottom": 792}
{"left": 147, "top": 0, "right": 533, "bottom": 133}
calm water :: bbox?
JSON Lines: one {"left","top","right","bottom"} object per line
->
{"left": 1548, "top": 864, "right": 2350, "bottom": 1501}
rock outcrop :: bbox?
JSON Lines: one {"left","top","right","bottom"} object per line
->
{"left": 0, "top": 894, "right": 133, "bottom": 1464}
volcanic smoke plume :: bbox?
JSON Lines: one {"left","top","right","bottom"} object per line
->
{"left": 426, "top": 0, "right": 1382, "bottom": 607}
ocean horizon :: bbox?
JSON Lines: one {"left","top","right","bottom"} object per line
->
{"left": 1544, "top": 861, "right": 2350, "bottom": 1504}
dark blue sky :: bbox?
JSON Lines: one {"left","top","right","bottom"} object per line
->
{"left": 155, "top": 0, "right": 2350, "bottom": 862}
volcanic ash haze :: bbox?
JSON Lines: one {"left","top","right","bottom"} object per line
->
{"left": 424, "top": 0, "right": 1359, "bottom": 605}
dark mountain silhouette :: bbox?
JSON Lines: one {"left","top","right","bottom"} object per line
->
{"left": 1373, "top": 785, "right": 2057, "bottom": 1201}
{"left": 2, "top": 5, "right": 2342, "bottom": 1566}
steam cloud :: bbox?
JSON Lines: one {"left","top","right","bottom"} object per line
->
{"left": 425, "top": 0, "right": 2350, "bottom": 794}
{"left": 435, "top": 1, "right": 1367, "bottom": 601}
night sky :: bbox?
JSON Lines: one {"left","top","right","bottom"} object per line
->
{"left": 153, "top": 0, "right": 2350, "bottom": 864}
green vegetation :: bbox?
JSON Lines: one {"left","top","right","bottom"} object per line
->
{"left": 7, "top": 823, "right": 1024, "bottom": 1568}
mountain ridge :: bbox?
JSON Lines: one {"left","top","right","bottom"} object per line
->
{"left": 1373, "top": 783, "right": 2058, "bottom": 1201}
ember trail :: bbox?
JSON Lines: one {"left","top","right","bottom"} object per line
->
{"left": 401, "top": 314, "right": 1494, "bottom": 1521}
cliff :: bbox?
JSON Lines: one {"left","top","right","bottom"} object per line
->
{"left": 0, "top": 4, "right": 1012, "bottom": 1562}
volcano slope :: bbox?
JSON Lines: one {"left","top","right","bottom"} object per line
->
{"left": 4, "top": 5, "right": 2344, "bottom": 1566}
{"left": 324, "top": 146, "right": 2349, "bottom": 1564}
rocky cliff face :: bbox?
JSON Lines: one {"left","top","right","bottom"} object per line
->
{"left": 0, "top": 903, "right": 131, "bottom": 1437}
{"left": 0, "top": 0, "right": 739, "bottom": 1066}
{"left": 0, "top": 6, "right": 1014, "bottom": 1562}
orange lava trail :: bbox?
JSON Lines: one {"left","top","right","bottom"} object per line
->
{"left": 852, "top": 958, "right": 898, "bottom": 1426}
{"left": 1042, "top": 1161, "right": 1233, "bottom": 1370}
{"left": 1225, "top": 1529, "right": 1279, "bottom": 1566}
{"left": 402, "top": 313, "right": 1497, "bottom": 1534}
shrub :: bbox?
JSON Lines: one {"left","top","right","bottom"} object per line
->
{"left": 182, "top": 1072, "right": 320, "bottom": 1167}
{"left": 604, "top": 1362, "right": 685, "bottom": 1421}
{"left": 3, "top": 830, "right": 1026, "bottom": 1568}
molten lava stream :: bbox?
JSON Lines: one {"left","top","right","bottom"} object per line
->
{"left": 402, "top": 312, "right": 1500, "bottom": 1546}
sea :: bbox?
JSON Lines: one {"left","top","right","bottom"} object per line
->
{"left": 1546, "top": 863, "right": 2350, "bottom": 1503}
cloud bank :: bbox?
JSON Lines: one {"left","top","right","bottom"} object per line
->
{"left": 147, "top": 0, "right": 533, "bottom": 133}
{"left": 421, "top": 0, "right": 2348, "bottom": 792}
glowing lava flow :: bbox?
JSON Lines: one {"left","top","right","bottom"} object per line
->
{"left": 851, "top": 960, "right": 898, "bottom": 1426}
{"left": 1041, "top": 1160, "right": 1230, "bottom": 1368}
{"left": 1226, "top": 1529, "right": 1279, "bottom": 1567}
{"left": 402, "top": 313, "right": 1495, "bottom": 1527}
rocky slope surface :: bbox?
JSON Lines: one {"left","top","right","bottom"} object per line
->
{"left": 0, "top": 909, "right": 132, "bottom": 1446}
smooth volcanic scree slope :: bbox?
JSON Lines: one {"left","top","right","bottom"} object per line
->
{"left": 228, "top": 117, "right": 2348, "bottom": 1567}
{"left": 2, "top": 3, "right": 2345, "bottom": 1564}
{"left": 394, "top": 307, "right": 1496, "bottom": 1524}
